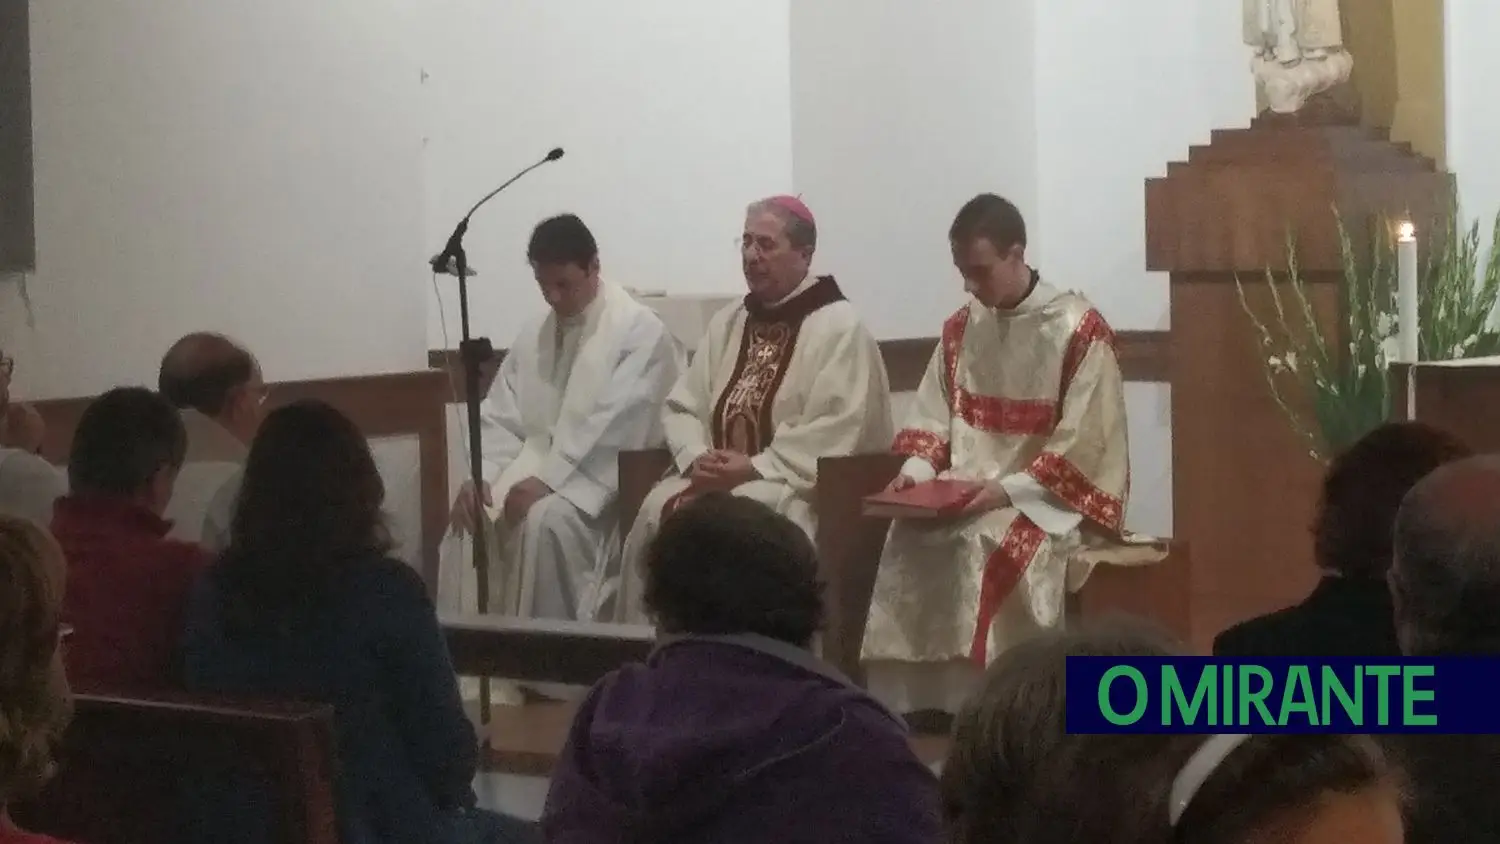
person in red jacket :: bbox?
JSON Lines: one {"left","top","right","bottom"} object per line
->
{"left": 52, "top": 387, "right": 207, "bottom": 691}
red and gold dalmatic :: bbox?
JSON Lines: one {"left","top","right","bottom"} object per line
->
{"left": 862, "top": 280, "right": 1132, "bottom": 685}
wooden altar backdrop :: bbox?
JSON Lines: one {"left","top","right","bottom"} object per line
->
{"left": 1148, "top": 114, "right": 1450, "bottom": 650}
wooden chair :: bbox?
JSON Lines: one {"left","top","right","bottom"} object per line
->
{"left": 14, "top": 692, "right": 339, "bottom": 844}
{"left": 619, "top": 448, "right": 1194, "bottom": 668}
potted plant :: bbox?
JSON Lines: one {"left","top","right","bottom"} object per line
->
{"left": 1237, "top": 194, "right": 1500, "bottom": 461}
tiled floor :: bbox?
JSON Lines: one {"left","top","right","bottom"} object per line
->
{"left": 476, "top": 773, "right": 549, "bottom": 821}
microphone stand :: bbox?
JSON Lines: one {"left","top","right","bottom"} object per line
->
{"left": 437, "top": 220, "right": 498, "bottom": 732}
{"left": 430, "top": 148, "right": 563, "bottom": 737}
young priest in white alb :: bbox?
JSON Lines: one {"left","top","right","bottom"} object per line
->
{"left": 442, "top": 214, "right": 682, "bottom": 629}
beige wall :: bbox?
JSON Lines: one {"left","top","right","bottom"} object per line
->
{"left": 1389, "top": 0, "right": 1445, "bottom": 168}
{"left": 1341, "top": 0, "right": 1445, "bottom": 166}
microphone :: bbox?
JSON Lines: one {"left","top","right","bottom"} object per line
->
{"left": 429, "top": 147, "right": 566, "bottom": 276}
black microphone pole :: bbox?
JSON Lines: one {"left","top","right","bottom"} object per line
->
{"left": 431, "top": 147, "right": 563, "bottom": 729}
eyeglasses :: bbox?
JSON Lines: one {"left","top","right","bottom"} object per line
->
{"left": 736, "top": 235, "right": 786, "bottom": 257}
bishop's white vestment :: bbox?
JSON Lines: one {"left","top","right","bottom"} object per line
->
{"left": 861, "top": 278, "right": 1132, "bottom": 714}
{"left": 611, "top": 274, "right": 895, "bottom": 623}
{"left": 437, "top": 281, "right": 682, "bottom": 625}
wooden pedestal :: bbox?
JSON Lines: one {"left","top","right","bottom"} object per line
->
{"left": 1147, "top": 114, "right": 1450, "bottom": 651}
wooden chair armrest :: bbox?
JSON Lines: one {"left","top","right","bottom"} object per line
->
{"left": 1068, "top": 540, "right": 1192, "bottom": 645}
{"left": 814, "top": 453, "right": 905, "bottom": 684}
{"left": 617, "top": 448, "right": 674, "bottom": 534}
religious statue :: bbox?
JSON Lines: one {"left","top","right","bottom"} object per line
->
{"left": 1244, "top": 0, "right": 1354, "bottom": 114}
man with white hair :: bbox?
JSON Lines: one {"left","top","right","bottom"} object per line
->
{"left": 610, "top": 195, "right": 894, "bottom": 622}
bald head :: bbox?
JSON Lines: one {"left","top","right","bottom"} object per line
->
{"left": 1391, "top": 455, "right": 1500, "bottom": 655}
{"left": 158, "top": 333, "right": 264, "bottom": 442}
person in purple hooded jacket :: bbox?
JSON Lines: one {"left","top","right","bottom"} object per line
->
{"left": 541, "top": 492, "right": 943, "bottom": 844}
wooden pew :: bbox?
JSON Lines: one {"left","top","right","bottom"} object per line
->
{"left": 14, "top": 692, "right": 338, "bottom": 844}
{"left": 442, "top": 613, "right": 655, "bottom": 686}
{"left": 441, "top": 614, "right": 655, "bottom": 775}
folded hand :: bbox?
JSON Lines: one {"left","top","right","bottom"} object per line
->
{"left": 449, "top": 481, "right": 493, "bottom": 536}
{"left": 688, "top": 450, "right": 759, "bottom": 491}
{"left": 884, "top": 474, "right": 916, "bottom": 494}
{"left": 503, "top": 477, "right": 553, "bottom": 526}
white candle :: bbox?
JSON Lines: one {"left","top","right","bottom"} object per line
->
{"left": 1397, "top": 221, "right": 1419, "bottom": 363}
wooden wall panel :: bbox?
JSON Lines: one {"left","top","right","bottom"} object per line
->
{"left": 32, "top": 370, "right": 450, "bottom": 590}
{"left": 0, "top": 0, "right": 34, "bottom": 272}
{"left": 428, "top": 329, "right": 1171, "bottom": 403}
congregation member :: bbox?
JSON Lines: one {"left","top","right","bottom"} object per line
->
{"left": 53, "top": 387, "right": 207, "bottom": 690}
{"left": 1215, "top": 421, "right": 1470, "bottom": 657}
{"left": 862, "top": 194, "right": 1131, "bottom": 716}
{"left": 157, "top": 332, "right": 267, "bottom": 549}
{"left": 1384, "top": 454, "right": 1500, "bottom": 842}
{"left": 0, "top": 516, "right": 76, "bottom": 844}
{"left": 543, "top": 492, "right": 942, "bottom": 844}
{"left": 182, "top": 400, "right": 537, "bottom": 844}
{"left": 611, "top": 195, "right": 893, "bottom": 621}
{"left": 942, "top": 621, "right": 1177, "bottom": 844}
{"left": 0, "top": 350, "right": 64, "bottom": 528}
{"left": 445, "top": 213, "right": 680, "bottom": 626}
{"left": 1009, "top": 731, "right": 1402, "bottom": 843}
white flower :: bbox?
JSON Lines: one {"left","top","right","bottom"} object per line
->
{"left": 1267, "top": 355, "right": 1285, "bottom": 372}
{"left": 1284, "top": 351, "right": 1299, "bottom": 372}
{"left": 1375, "top": 313, "right": 1396, "bottom": 337}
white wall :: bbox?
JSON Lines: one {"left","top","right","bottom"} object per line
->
{"left": 789, "top": 0, "right": 1037, "bottom": 341}
{"left": 1033, "top": 0, "right": 1255, "bottom": 536}
{"left": 1032, "top": 0, "right": 1252, "bottom": 331}
{"left": 790, "top": 1, "right": 1254, "bottom": 537}
{"left": 3, "top": 0, "right": 429, "bottom": 399}
{"left": 422, "top": 0, "right": 793, "bottom": 351}
{"left": 1446, "top": 0, "right": 1500, "bottom": 227}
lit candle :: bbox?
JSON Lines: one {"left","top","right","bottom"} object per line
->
{"left": 1397, "top": 221, "right": 1419, "bottom": 363}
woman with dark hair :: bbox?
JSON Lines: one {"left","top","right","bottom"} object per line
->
{"left": 1215, "top": 421, "right": 1471, "bottom": 657}
{"left": 0, "top": 516, "right": 75, "bottom": 844}
{"left": 1006, "top": 732, "right": 1403, "bottom": 844}
{"left": 942, "top": 620, "right": 1180, "bottom": 844}
{"left": 543, "top": 492, "right": 942, "bottom": 844}
{"left": 181, "top": 400, "right": 535, "bottom": 844}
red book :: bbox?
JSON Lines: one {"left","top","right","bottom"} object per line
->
{"left": 862, "top": 479, "right": 984, "bottom": 519}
